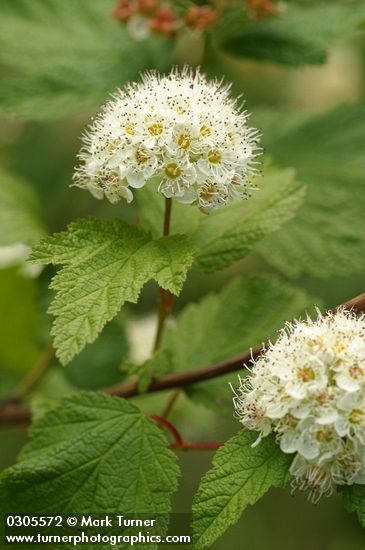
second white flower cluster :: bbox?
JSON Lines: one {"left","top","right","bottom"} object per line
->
{"left": 73, "top": 68, "right": 261, "bottom": 211}
{"left": 233, "top": 309, "right": 365, "bottom": 502}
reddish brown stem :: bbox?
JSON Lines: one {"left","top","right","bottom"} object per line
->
{"left": 108, "top": 347, "right": 262, "bottom": 397}
{"left": 170, "top": 441, "right": 223, "bottom": 451}
{"left": 150, "top": 414, "right": 183, "bottom": 446}
{"left": 150, "top": 414, "right": 223, "bottom": 451}
{"left": 1, "top": 291, "right": 365, "bottom": 427}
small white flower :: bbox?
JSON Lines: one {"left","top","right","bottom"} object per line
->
{"left": 73, "top": 68, "right": 261, "bottom": 210}
{"left": 289, "top": 454, "right": 333, "bottom": 503}
{"left": 232, "top": 308, "right": 365, "bottom": 501}
{"left": 336, "top": 392, "right": 365, "bottom": 444}
{"left": 158, "top": 158, "right": 196, "bottom": 200}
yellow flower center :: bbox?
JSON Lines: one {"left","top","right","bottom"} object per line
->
{"left": 165, "top": 163, "right": 181, "bottom": 179}
{"left": 286, "top": 414, "right": 298, "bottom": 428}
{"left": 124, "top": 123, "right": 136, "bottom": 135}
{"left": 148, "top": 123, "right": 164, "bottom": 136}
{"left": 316, "top": 430, "right": 332, "bottom": 442}
{"left": 200, "top": 184, "right": 216, "bottom": 201}
{"left": 177, "top": 133, "right": 191, "bottom": 150}
{"left": 297, "top": 367, "right": 315, "bottom": 382}
{"left": 349, "top": 409, "right": 364, "bottom": 424}
{"left": 108, "top": 139, "right": 120, "bottom": 152}
{"left": 200, "top": 125, "right": 212, "bottom": 137}
{"left": 335, "top": 342, "right": 346, "bottom": 353}
{"left": 316, "top": 391, "right": 330, "bottom": 404}
{"left": 350, "top": 365, "right": 364, "bottom": 379}
{"left": 98, "top": 170, "right": 119, "bottom": 185}
{"left": 227, "top": 131, "right": 236, "bottom": 146}
{"left": 208, "top": 150, "right": 222, "bottom": 164}
{"left": 135, "top": 148, "right": 148, "bottom": 164}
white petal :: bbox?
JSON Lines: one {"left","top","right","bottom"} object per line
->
{"left": 316, "top": 408, "right": 338, "bottom": 425}
{"left": 334, "top": 418, "right": 348, "bottom": 437}
{"left": 127, "top": 171, "right": 146, "bottom": 188}
{"left": 298, "top": 436, "right": 320, "bottom": 460}
{"left": 336, "top": 374, "right": 360, "bottom": 392}
{"left": 280, "top": 432, "right": 299, "bottom": 454}
{"left": 266, "top": 401, "right": 289, "bottom": 419}
{"left": 119, "top": 186, "right": 134, "bottom": 204}
{"left": 88, "top": 183, "right": 104, "bottom": 200}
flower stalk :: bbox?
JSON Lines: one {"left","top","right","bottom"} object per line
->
{"left": 152, "top": 198, "right": 174, "bottom": 353}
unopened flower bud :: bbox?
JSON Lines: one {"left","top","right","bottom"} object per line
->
{"left": 185, "top": 6, "right": 219, "bottom": 30}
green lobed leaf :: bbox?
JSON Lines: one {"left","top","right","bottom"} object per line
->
{"left": 0, "top": 392, "right": 180, "bottom": 549}
{"left": 192, "top": 430, "right": 292, "bottom": 549}
{"left": 138, "top": 168, "right": 305, "bottom": 274}
{"left": 0, "top": 0, "right": 170, "bottom": 121}
{"left": 256, "top": 104, "right": 365, "bottom": 277}
{"left": 342, "top": 485, "right": 365, "bottom": 528}
{"left": 192, "top": 167, "right": 305, "bottom": 272}
{"left": 216, "top": 3, "right": 365, "bottom": 66}
{"left": 160, "top": 275, "right": 317, "bottom": 410}
{"left": 0, "top": 170, "right": 45, "bottom": 247}
{"left": 30, "top": 218, "right": 195, "bottom": 365}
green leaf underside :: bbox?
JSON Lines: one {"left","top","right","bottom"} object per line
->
{"left": 342, "top": 485, "right": 365, "bottom": 528}
{"left": 0, "top": 171, "right": 45, "bottom": 247}
{"left": 192, "top": 430, "right": 292, "bottom": 549}
{"left": 192, "top": 167, "right": 305, "bottom": 272}
{"left": 0, "top": 393, "right": 180, "bottom": 549}
{"left": 0, "top": 0, "right": 170, "bottom": 121}
{"left": 30, "top": 218, "right": 194, "bottom": 364}
{"left": 159, "top": 276, "right": 316, "bottom": 410}
{"left": 218, "top": 3, "right": 365, "bottom": 66}
{"left": 256, "top": 104, "right": 365, "bottom": 277}
{"left": 64, "top": 320, "right": 129, "bottom": 389}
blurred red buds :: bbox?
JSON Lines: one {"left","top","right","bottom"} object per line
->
{"left": 185, "top": 6, "right": 219, "bottom": 30}
{"left": 149, "top": 8, "right": 179, "bottom": 37}
{"left": 246, "top": 0, "right": 278, "bottom": 19}
{"left": 113, "top": 0, "right": 135, "bottom": 22}
{"left": 138, "top": 0, "right": 158, "bottom": 15}
{"left": 114, "top": 0, "right": 277, "bottom": 40}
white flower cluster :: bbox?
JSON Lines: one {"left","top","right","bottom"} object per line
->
{"left": 233, "top": 309, "right": 365, "bottom": 502}
{"left": 73, "top": 68, "right": 261, "bottom": 211}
